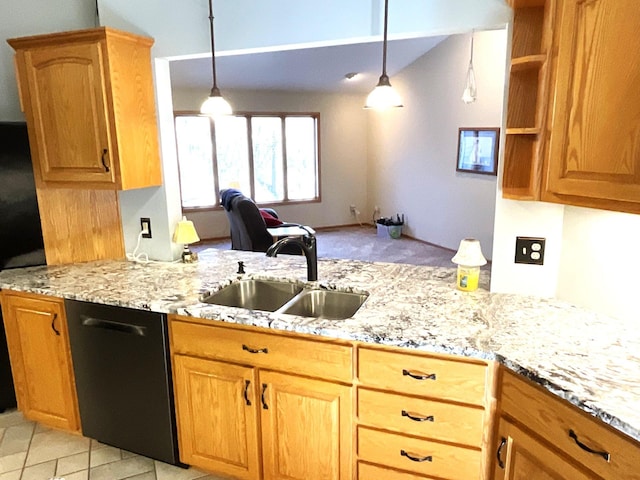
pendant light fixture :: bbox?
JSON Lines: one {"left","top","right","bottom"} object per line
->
{"left": 365, "top": 0, "right": 403, "bottom": 109}
{"left": 200, "top": 0, "right": 232, "bottom": 117}
{"left": 461, "top": 31, "right": 477, "bottom": 104}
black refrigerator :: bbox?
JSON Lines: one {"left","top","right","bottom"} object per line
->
{"left": 0, "top": 121, "right": 47, "bottom": 412}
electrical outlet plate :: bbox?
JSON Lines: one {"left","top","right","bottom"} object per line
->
{"left": 140, "top": 217, "right": 152, "bottom": 238}
{"left": 349, "top": 205, "right": 356, "bottom": 215}
{"left": 515, "top": 236, "right": 545, "bottom": 265}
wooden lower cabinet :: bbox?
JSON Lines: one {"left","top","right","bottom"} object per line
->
{"left": 0, "top": 291, "right": 80, "bottom": 432}
{"left": 173, "top": 355, "right": 260, "bottom": 480}
{"left": 260, "top": 371, "right": 352, "bottom": 480}
{"left": 170, "top": 316, "right": 353, "bottom": 480}
{"left": 492, "top": 418, "right": 595, "bottom": 480}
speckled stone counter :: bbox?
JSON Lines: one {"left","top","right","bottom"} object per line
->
{"left": 1, "top": 248, "right": 639, "bottom": 445}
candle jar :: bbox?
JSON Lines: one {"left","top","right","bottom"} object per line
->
{"left": 456, "top": 265, "right": 480, "bottom": 292}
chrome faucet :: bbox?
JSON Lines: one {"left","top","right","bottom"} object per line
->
{"left": 266, "top": 231, "right": 318, "bottom": 281}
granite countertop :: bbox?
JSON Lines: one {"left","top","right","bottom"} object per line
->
{"left": 1, "top": 248, "right": 638, "bottom": 444}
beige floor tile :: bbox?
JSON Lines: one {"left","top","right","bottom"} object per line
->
{"left": 0, "top": 412, "right": 28, "bottom": 429}
{"left": 21, "top": 459, "right": 56, "bottom": 480}
{"left": 56, "top": 451, "right": 89, "bottom": 476}
{"left": 90, "top": 445, "right": 122, "bottom": 467}
{"left": 121, "top": 449, "right": 139, "bottom": 459}
{"left": 0, "top": 422, "right": 34, "bottom": 456}
{"left": 0, "top": 469, "right": 21, "bottom": 480}
{"left": 89, "top": 456, "right": 154, "bottom": 480}
{"left": 155, "top": 461, "right": 214, "bottom": 480}
{"left": 0, "top": 451, "right": 26, "bottom": 474}
{"left": 124, "top": 472, "right": 156, "bottom": 480}
{"left": 25, "top": 430, "right": 90, "bottom": 467}
{"left": 61, "top": 469, "right": 89, "bottom": 480}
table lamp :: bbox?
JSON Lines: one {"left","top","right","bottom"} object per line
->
{"left": 173, "top": 216, "right": 200, "bottom": 263}
{"left": 451, "top": 238, "right": 486, "bottom": 291}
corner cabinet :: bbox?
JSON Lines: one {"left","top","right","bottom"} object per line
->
{"left": 8, "top": 27, "right": 162, "bottom": 190}
{"left": 0, "top": 291, "right": 80, "bottom": 432}
{"left": 493, "top": 368, "right": 640, "bottom": 480}
{"left": 503, "top": 0, "right": 640, "bottom": 214}
{"left": 169, "top": 316, "right": 353, "bottom": 480}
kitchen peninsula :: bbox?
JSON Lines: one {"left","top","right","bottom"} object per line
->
{"left": 1, "top": 249, "right": 638, "bottom": 479}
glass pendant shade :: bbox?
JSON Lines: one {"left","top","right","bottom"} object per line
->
{"left": 365, "top": 0, "right": 403, "bottom": 110}
{"left": 365, "top": 75, "right": 403, "bottom": 109}
{"left": 201, "top": 0, "right": 232, "bottom": 118}
{"left": 200, "top": 87, "right": 232, "bottom": 117}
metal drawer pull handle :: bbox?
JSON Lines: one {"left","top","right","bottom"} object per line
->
{"left": 400, "top": 450, "right": 432, "bottom": 463}
{"left": 401, "top": 410, "right": 434, "bottom": 422}
{"left": 569, "top": 429, "right": 611, "bottom": 462}
{"left": 402, "top": 369, "right": 436, "bottom": 381}
{"left": 51, "top": 313, "right": 60, "bottom": 336}
{"left": 243, "top": 380, "right": 252, "bottom": 406}
{"left": 261, "top": 383, "right": 269, "bottom": 410}
{"left": 497, "top": 437, "right": 506, "bottom": 469}
{"left": 243, "top": 344, "right": 269, "bottom": 354}
{"left": 101, "top": 148, "right": 110, "bottom": 172}
{"left": 81, "top": 316, "right": 146, "bottom": 336}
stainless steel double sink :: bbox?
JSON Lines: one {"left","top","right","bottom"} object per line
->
{"left": 201, "top": 279, "right": 368, "bottom": 320}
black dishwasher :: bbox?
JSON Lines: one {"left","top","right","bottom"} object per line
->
{"left": 65, "top": 300, "right": 181, "bottom": 465}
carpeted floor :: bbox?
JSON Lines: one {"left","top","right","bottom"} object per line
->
{"left": 195, "top": 225, "right": 490, "bottom": 270}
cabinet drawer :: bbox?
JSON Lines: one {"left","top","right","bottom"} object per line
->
{"left": 358, "top": 462, "right": 432, "bottom": 480}
{"left": 501, "top": 369, "right": 640, "bottom": 480}
{"left": 358, "top": 388, "right": 484, "bottom": 447}
{"left": 358, "top": 347, "right": 488, "bottom": 405}
{"left": 358, "top": 427, "right": 481, "bottom": 480}
{"left": 170, "top": 319, "right": 353, "bottom": 383}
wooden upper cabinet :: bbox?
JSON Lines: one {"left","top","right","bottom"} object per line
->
{"left": 8, "top": 27, "right": 162, "bottom": 190}
{"left": 543, "top": 0, "right": 640, "bottom": 213}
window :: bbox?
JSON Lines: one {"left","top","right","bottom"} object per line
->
{"left": 174, "top": 112, "right": 320, "bottom": 209}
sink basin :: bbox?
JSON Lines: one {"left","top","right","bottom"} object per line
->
{"left": 281, "top": 290, "right": 368, "bottom": 320}
{"left": 202, "top": 279, "right": 303, "bottom": 312}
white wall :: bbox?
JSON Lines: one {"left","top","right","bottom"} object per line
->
{"left": 367, "top": 31, "right": 506, "bottom": 258}
{"left": 171, "top": 88, "right": 369, "bottom": 240}
{"left": 0, "top": 0, "right": 94, "bottom": 120}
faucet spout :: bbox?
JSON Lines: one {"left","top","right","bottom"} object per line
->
{"left": 266, "top": 234, "right": 318, "bottom": 281}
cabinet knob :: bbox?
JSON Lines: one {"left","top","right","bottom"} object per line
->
{"left": 400, "top": 449, "right": 432, "bottom": 463}
{"left": 402, "top": 369, "right": 436, "bottom": 381}
{"left": 569, "top": 429, "right": 611, "bottom": 462}
{"left": 50, "top": 313, "right": 60, "bottom": 336}
{"left": 101, "top": 148, "right": 110, "bottom": 172}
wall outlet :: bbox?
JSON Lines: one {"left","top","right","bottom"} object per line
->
{"left": 140, "top": 217, "right": 152, "bottom": 238}
{"left": 350, "top": 205, "right": 357, "bottom": 216}
{"left": 373, "top": 205, "right": 381, "bottom": 216}
{"left": 515, "top": 236, "right": 545, "bottom": 265}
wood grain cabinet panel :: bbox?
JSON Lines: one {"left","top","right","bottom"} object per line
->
{"left": 8, "top": 27, "right": 162, "bottom": 190}
{"left": 173, "top": 355, "right": 260, "bottom": 480}
{"left": 492, "top": 417, "right": 595, "bottom": 480}
{"left": 0, "top": 291, "right": 80, "bottom": 432}
{"left": 499, "top": 369, "right": 640, "bottom": 480}
{"left": 543, "top": 0, "right": 640, "bottom": 212}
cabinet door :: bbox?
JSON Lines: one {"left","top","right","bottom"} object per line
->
{"left": 20, "top": 41, "right": 115, "bottom": 185}
{"left": 1, "top": 292, "right": 80, "bottom": 432}
{"left": 259, "top": 371, "right": 353, "bottom": 480}
{"left": 493, "top": 418, "right": 596, "bottom": 480}
{"left": 172, "top": 355, "right": 261, "bottom": 480}
{"left": 545, "top": 0, "right": 640, "bottom": 209}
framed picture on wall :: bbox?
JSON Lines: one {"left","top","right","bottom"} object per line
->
{"left": 456, "top": 127, "right": 500, "bottom": 175}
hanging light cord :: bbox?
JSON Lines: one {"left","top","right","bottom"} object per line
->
{"left": 207, "top": 0, "right": 220, "bottom": 95}
{"left": 469, "top": 32, "right": 474, "bottom": 67}
{"left": 381, "top": 0, "right": 390, "bottom": 79}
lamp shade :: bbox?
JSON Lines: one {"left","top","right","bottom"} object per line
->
{"left": 173, "top": 216, "right": 200, "bottom": 245}
{"left": 200, "top": 90, "right": 232, "bottom": 117}
{"left": 451, "top": 238, "right": 487, "bottom": 267}
{"left": 365, "top": 77, "right": 403, "bottom": 109}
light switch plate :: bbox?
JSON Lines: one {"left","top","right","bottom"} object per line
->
{"left": 515, "top": 237, "right": 545, "bottom": 265}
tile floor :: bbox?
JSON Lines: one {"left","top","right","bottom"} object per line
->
{"left": 0, "top": 410, "right": 225, "bottom": 480}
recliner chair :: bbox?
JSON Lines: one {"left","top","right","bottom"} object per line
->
{"left": 220, "top": 189, "right": 304, "bottom": 254}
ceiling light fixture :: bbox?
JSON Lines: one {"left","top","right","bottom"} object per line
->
{"left": 365, "top": 0, "right": 403, "bottom": 109}
{"left": 200, "top": 0, "right": 232, "bottom": 117}
{"left": 461, "top": 31, "right": 477, "bottom": 104}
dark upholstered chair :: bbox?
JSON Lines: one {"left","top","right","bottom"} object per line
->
{"left": 220, "top": 189, "right": 303, "bottom": 254}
